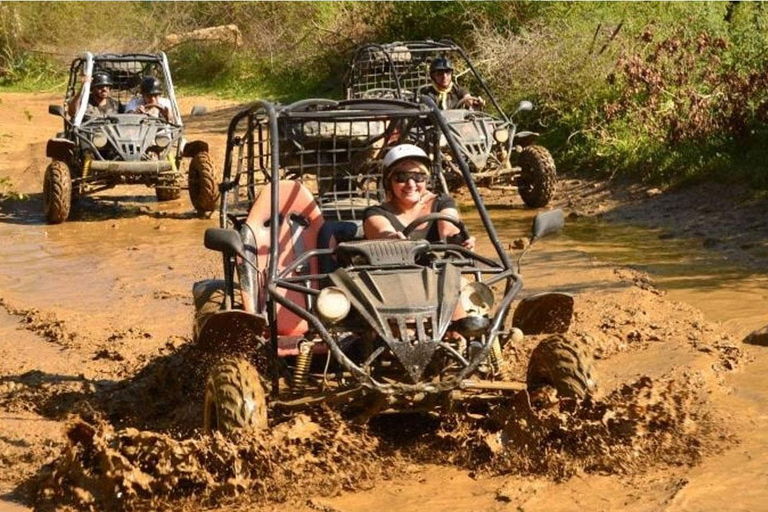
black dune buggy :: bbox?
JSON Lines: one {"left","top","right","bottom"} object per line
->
{"left": 43, "top": 52, "right": 218, "bottom": 224}
{"left": 345, "top": 40, "right": 557, "bottom": 207}
{"left": 194, "top": 97, "right": 593, "bottom": 435}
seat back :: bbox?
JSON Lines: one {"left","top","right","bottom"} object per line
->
{"left": 245, "top": 180, "right": 324, "bottom": 336}
{"left": 317, "top": 220, "right": 364, "bottom": 274}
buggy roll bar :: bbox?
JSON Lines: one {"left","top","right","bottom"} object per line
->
{"left": 70, "top": 52, "right": 182, "bottom": 128}
{"left": 346, "top": 40, "right": 510, "bottom": 124}
{"left": 73, "top": 53, "right": 94, "bottom": 128}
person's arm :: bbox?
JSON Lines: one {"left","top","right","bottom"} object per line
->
{"left": 436, "top": 196, "right": 476, "bottom": 250}
{"left": 363, "top": 214, "right": 406, "bottom": 240}
{"left": 67, "top": 74, "right": 91, "bottom": 117}
{"left": 455, "top": 85, "right": 485, "bottom": 109}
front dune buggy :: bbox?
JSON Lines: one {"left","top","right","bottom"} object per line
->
{"left": 345, "top": 40, "right": 557, "bottom": 207}
{"left": 43, "top": 52, "right": 218, "bottom": 223}
{"left": 194, "top": 97, "right": 593, "bottom": 435}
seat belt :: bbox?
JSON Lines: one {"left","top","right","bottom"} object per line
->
{"left": 288, "top": 213, "right": 310, "bottom": 274}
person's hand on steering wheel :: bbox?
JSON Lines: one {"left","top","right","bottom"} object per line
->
{"left": 402, "top": 213, "right": 476, "bottom": 251}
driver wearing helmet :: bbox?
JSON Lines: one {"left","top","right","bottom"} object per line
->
{"left": 419, "top": 57, "right": 485, "bottom": 110}
{"left": 363, "top": 143, "right": 476, "bottom": 250}
{"left": 126, "top": 76, "right": 174, "bottom": 122}
{"left": 67, "top": 71, "right": 123, "bottom": 117}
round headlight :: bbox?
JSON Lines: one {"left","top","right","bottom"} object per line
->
{"left": 155, "top": 134, "right": 171, "bottom": 148}
{"left": 459, "top": 281, "right": 495, "bottom": 316}
{"left": 316, "top": 287, "right": 351, "bottom": 324}
{"left": 493, "top": 129, "right": 509, "bottom": 143}
{"left": 92, "top": 133, "right": 108, "bottom": 149}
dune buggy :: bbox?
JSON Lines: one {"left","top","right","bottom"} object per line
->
{"left": 345, "top": 40, "right": 557, "bottom": 207}
{"left": 194, "top": 97, "right": 592, "bottom": 435}
{"left": 43, "top": 52, "right": 218, "bottom": 223}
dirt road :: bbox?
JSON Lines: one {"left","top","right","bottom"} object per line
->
{"left": 1, "top": 92, "right": 767, "bottom": 511}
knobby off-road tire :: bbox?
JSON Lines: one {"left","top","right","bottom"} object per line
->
{"left": 204, "top": 357, "right": 268, "bottom": 435}
{"left": 156, "top": 186, "right": 181, "bottom": 201}
{"left": 526, "top": 334, "right": 595, "bottom": 399}
{"left": 188, "top": 151, "right": 219, "bottom": 213}
{"left": 43, "top": 160, "right": 72, "bottom": 224}
{"left": 517, "top": 145, "right": 556, "bottom": 208}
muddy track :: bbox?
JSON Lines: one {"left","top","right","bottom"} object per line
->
{"left": 0, "top": 92, "right": 766, "bottom": 512}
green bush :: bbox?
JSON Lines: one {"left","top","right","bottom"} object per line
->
{"left": 3, "top": 1, "right": 768, "bottom": 190}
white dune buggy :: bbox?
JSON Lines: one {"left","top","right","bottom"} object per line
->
{"left": 44, "top": 52, "right": 218, "bottom": 223}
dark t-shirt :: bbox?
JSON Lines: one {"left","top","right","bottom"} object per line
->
{"left": 363, "top": 194, "right": 457, "bottom": 242}
{"left": 419, "top": 83, "right": 469, "bottom": 110}
{"left": 85, "top": 97, "right": 122, "bottom": 117}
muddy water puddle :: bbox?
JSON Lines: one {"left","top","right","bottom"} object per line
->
{"left": 463, "top": 206, "right": 768, "bottom": 339}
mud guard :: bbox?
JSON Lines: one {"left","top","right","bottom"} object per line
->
{"left": 513, "top": 131, "right": 539, "bottom": 147}
{"left": 46, "top": 138, "right": 76, "bottom": 161}
{"left": 182, "top": 140, "right": 209, "bottom": 158}
{"left": 512, "top": 292, "right": 574, "bottom": 335}
{"left": 196, "top": 310, "right": 268, "bottom": 355}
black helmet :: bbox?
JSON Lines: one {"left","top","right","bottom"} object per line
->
{"left": 92, "top": 71, "right": 114, "bottom": 88}
{"left": 429, "top": 57, "right": 453, "bottom": 73}
{"left": 140, "top": 76, "right": 163, "bottom": 95}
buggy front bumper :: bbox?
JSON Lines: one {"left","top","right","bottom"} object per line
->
{"left": 88, "top": 160, "right": 174, "bottom": 175}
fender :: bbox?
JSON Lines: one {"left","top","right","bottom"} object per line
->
{"left": 182, "top": 139, "right": 209, "bottom": 158}
{"left": 196, "top": 309, "right": 268, "bottom": 355}
{"left": 513, "top": 131, "right": 539, "bottom": 147}
{"left": 46, "top": 138, "right": 76, "bottom": 162}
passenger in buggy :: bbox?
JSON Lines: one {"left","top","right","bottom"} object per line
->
{"left": 67, "top": 71, "right": 123, "bottom": 118}
{"left": 363, "top": 143, "right": 476, "bottom": 250}
{"left": 126, "top": 76, "right": 175, "bottom": 123}
{"left": 419, "top": 57, "right": 485, "bottom": 111}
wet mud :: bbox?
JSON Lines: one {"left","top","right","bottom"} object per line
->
{"left": 0, "top": 92, "right": 765, "bottom": 512}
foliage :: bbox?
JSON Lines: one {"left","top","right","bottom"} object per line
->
{"left": 2, "top": 1, "right": 768, "bottom": 188}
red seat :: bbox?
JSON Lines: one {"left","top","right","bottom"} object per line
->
{"left": 244, "top": 181, "right": 324, "bottom": 339}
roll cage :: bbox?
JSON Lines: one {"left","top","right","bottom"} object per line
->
{"left": 65, "top": 52, "right": 182, "bottom": 128}
{"left": 216, "top": 97, "right": 523, "bottom": 395}
{"left": 345, "top": 40, "right": 510, "bottom": 125}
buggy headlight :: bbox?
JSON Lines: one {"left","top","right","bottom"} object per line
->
{"left": 459, "top": 280, "right": 495, "bottom": 317}
{"left": 493, "top": 129, "right": 509, "bottom": 143}
{"left": 316, "top": 287, "right": 351, "bottom": 324}
{"left": 155, "top": 134, "right": 171, "bottom": 148}
{"left": 92, "top": 133, "right": 108, "bottom": 149}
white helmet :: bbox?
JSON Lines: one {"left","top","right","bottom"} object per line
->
{"left": 382, "top": 143, "right": 431, "bottom": 170}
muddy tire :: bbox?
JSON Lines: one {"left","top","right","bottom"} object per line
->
{"left": 517, "top": 145, "right": 556, "bottom": 208}
{"left": 204, "top": 357, "right": 268, "bottom": 435}
{"left": 156, "top": 186, "right": 181, "bottom": 201}
{"left": 527, "top": 334, "right": 594, "bottom": 399}
{"left": 43, "top": 160, "right": 72, "bottom": 224}
{"left": 188, "top": 151, "right": 219, "bottom": 213}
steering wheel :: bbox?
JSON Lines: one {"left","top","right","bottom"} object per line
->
{"left": 401, "top": 213, "right": 470, "bottom": 243}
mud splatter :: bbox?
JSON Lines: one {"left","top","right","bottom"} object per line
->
{"left": 0, "top": 297, "right": 77, "bottom": 347}
{"left": 32, "top": 411, "right": 382, "bottom": 511}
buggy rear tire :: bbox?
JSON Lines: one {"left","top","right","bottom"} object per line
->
{"left": 517, "top": 145, "right": 556, "bottom": 208}
{"left": 204, "top": 357, "right": 268, "bottom": 435}
{"left": 43, "top": 160, "right": 72, "bottom": 224}
{"left": 526, "top": 334, "right": 594, "bottom": 399}
{"left": 156, "top": 186, "right": 181, "bottom": 201}
{"left": 188, "top": 151, "right": 219, "bottom": 213}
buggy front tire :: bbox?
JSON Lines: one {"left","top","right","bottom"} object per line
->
{"left": 204, "top": 357, "right": 268, "bottom": 435}
{"left": 517, "top": 145, "right": 556, "bottom": 208}
{"left": 43, "top": 160, "right": 72, "bottom": 224}
{"left": 188, "top": 151, "right": 219, "bottom": 213}
{"left": 526, "top": 334, "right": 595, "bottom": 399}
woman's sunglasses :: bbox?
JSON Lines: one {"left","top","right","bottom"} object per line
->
{"left": 392, "top": 171, "right": 428, "bottom": 184}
